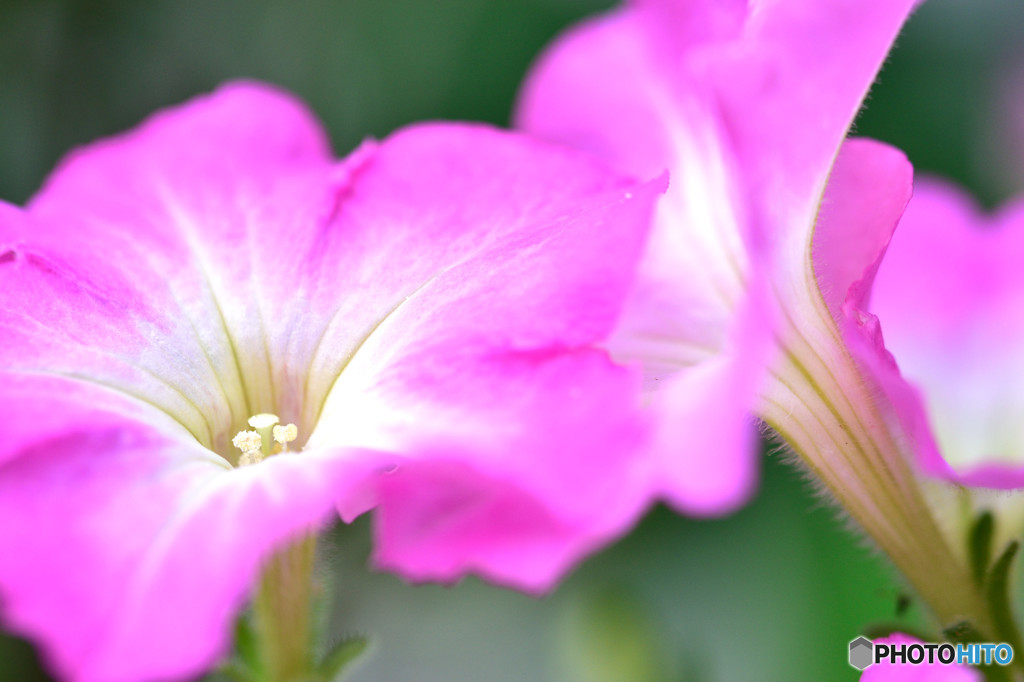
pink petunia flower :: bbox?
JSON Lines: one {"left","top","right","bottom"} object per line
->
{"left": 859, "top": 179, "right": 1024, "bottom": 555}
{"left": 517, "top": 0, "right": 994, "bottom": 627}
{"left": 871, "top": 180, "right": 1024, "bottom": 488}
{"left": 516, "top": 0, "right": 919, "bottom": 513}
{"left": 0, "top": 82, "right": 663, "bottom": 682}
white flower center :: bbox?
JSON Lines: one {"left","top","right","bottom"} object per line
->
{"left": 231, "top": 413, "right": 298, "bottom": 467}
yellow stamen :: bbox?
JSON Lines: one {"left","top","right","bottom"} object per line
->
{"left": 273, "top": 423, "right": 298, "bottom": 452}
{"left": 232, "top": 429, "right": 264, "bottom": 467}
{"left": 232, "top": 430, "right": 262, "bottom": 453}
{"left": 238, "top": 449, "right": 263, "bottom": 467}
{"left": 232, "top": 414, "right": 301, "bottom": 466}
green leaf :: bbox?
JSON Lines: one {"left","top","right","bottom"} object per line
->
{"left": 985, "top": 541, "right": 1022, "bottom": 651}
{"left": 232, "top": 610, "right": 264, "bottom": 681}
{"left": 969, "top": 511, "right": 996, "bottom": 587}
{"left": 318, "top": 635, "right": 369, "bottom": 682}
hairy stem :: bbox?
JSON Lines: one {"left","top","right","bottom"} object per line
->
{"left": 253, "top": 533, "right": 318, "bottom": 681}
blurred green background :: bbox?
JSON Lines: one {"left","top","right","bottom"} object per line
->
{"left": 1, "top": 0, "right": 1023, "bottom": 680}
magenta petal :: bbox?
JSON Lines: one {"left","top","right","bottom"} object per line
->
{"left": 2, "top": 76, "right": 673, "bottom": 676}
{"left": 519, "top": 0, "right": 919, "bottom": 262}
{"left": 648, "top": 281, "right": 773, "bottom": 515}
{"left": 631, "top": 0, "right": 747, "bottom": 46}
{"left": 517, "top": 0, "right": 769, "bottom": 515}
{"left": 872, "top": 181, "right": 1024, "bottom": 484}
{"left": 368, "top": 350, "right": 651, "bottom": 592}
{"left": 303, "top": 130, "right": 665, "bottom": 588}
{"left": 303, "top": 122, "right": 661, "bottom": 364}
{"left": 811, "top": 139, "right": 960, "bottom": 483}
{"left": 813, "top": 138, "right": 915, "bottom": 319}
{"left": 709, "top": 0, "right": 919, "bottom": 253}
{"left": 10, "top": 83, "right": 660, "bottom": 447}
{"left": 2, "top": 82, "right": 344, "bottom": 452}
{"left": 0, "top": 386, "right": 383, "bottom": 682}
{"left": 373, "top": 461, "right": 602, "bottom": 591}
{"left": 2, "top": 79, "right": 670, "bottom": 677}
{"left": 517, "top": 0, "right": 918, "bottom": 518}
{"left": 516, "top": 7, "right": 686, "bottom": 181}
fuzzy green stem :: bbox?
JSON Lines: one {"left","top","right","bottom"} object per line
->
{"left": 253, "top": 533, "right": 317, "bottom": 682}
{"left": 758, "top": 299, "right": 996, "bottom": 637}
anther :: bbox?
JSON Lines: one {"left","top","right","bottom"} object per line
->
{"left": 232, "top": 414, "right": 301, "bottom": 467}
{"left": 232, "top": 430, "right": 263, "bottom": 467}
{"left": 273, "top": 423, "right": 298, "bottom": 452}
{"left": 232, "top": 430, "right": 261, "bottom": 452}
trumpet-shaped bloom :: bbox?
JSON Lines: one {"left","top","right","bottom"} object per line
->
{"left": 0, "top": 82, "right": 663, "bottom": 682}
{"left": 870, "top": 180, "right": 1024, "bottom": 488}
{"left": 517, "top": 0, "right": 998, "bottom": 628}
{"left": 516, "top": 0, "right": 918, "bottom": 513}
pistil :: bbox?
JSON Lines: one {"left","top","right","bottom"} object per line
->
{"left": 231, "top": 413, "right": 299, "bottom": 467}
{"left": 248, "top": 414, "right": 281, "bottom": 457}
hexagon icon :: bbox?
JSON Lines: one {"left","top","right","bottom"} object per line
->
{"left": 849, "top": 636, "right": 874, "bottom": 670}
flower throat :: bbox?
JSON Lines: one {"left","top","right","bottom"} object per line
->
{"left": 231, "top": 413, "right": 298, "bottom": 467}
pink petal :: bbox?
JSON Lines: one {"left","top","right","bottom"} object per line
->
{"left": 302, "top": 132, "right": 666, "bottom": 588}
{"left": 871, "top": 180, "right": 1024, "bottom": 486}
{"left": 516, "top": 0, "right": 775, "bottom": 515}
{"left": 367, "top": 351, "right": 652, "bottom": 592}
{"left": 644, "top": 281, "right": 773, "bottom": 514}
{"left": 708, "top": 0, "right": 920, "bottom": 261}
{"left": 9, "top": 83, "right": 662, "bottom": 447}
{"left": 516, "top": 7, "right": 697, "bottom": 181}
{"left": 813, "top": 138, "right": 915, "bottom": 321}
{"left": 306, "top": 122, "right": 666, "bottom": 587}
{"left": 4, "top": 82, "right": 343, "bottom": 454}
{"left": 516, "top": 0, "right": 918, "bottom": 515}
{"left": 518, "top": 0, "right": 920, "bottom": 279}
{"left": 631, "top": 0, "right": 747, "bottom": 47}
{"left": 810, "top": 138, "right": 953, "bottom": 481}
{"left": 0, "top": 375, "right": 386, "bottom": 682}
{"left": 2, "top": 81, "right": 668, "bottom": 676}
